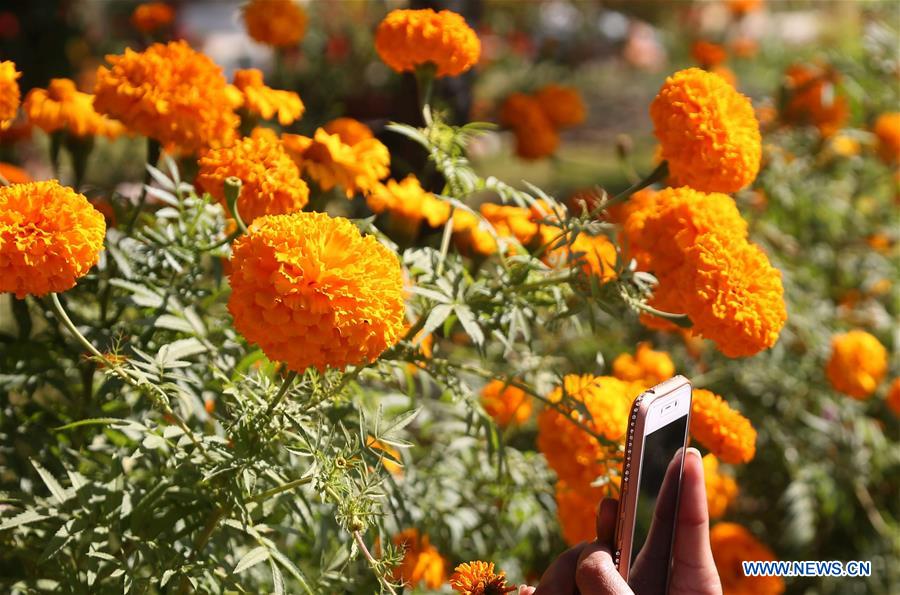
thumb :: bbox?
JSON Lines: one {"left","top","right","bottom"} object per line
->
{"left": 575, "top": 498, "right": 632, "bottom": 594}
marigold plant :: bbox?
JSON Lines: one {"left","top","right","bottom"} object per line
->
{"left": 392, "top": 528, "right": 448, "bottom": 589}
{"left": 873, "top": 112, "right": 900, "bottom": 164}
{"left": 24, "top": 78, "right": 123, "bottom": 138}
{"left": 375, "top": 9, "right": 480, "bottom": 78}
{"left": 689, "top": 389, "right": 757, "bottom": 464}
{"left": 612, "top": 342, "right": 675, "bottom": 387}
{"left": 703, "top": 454, "right": 738, "bottom": 519}
{"left": 781, "top": 63, "right": 848, "bottom": 137}
{"left": 231, "top": 68, "right": 305, "bottom": 126}
{"left": 0, "top": 60, "right": 21, "bottom": 128}
{"left": 243, "top": 0, "right": 307, "bottom": 47}
{"left": 825, "top": 330, "right": 888, "bottom": 399}
{"left": 480, "top": 380, "right": 532, "bottom": 427}
{"left": 533, "top": 84, "right": 587, "bottom": 128}
{"left": 449, "top": 561, "right": 515, "bottom": 595}
{"left": 710, "top": 523, "right": 785, "bottom": 595}
{"left": 131, "top": 2, "right": 174, "bottom": 34}
{"left": 367, "top": 175, "right": 451, "bottom": 231}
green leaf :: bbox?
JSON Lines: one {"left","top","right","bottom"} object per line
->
{"left": 31, "top": 460, "right": 69, "bottom": 504}
{"left": 422, "top": 304, "right": 453, "bottom": 337}
{"left": 233, "top": 546, "right": 269, "bottom": 574}
{"left": 270, "top": 559, "right": 285, "bottom": 595}
{"left": 454, "top": 305, "right": 484, "bottom": 347}
{"left": 0, "top": 509, "right": 47, "bottom": 531}
{"left": 55, "top": 418, "right": 146, "bottom": 432}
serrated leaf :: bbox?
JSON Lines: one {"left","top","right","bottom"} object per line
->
{"left": 0, "top": 509, "right": 47, "bottom": 531}
{"left": 146, "top": 163, "right": 176, "bottom": 191}
{"left": 154, "top": 315, "right": 195, "bottom": 334}
{"left": 455, "top": 306, "right": 484, "bottom": 347}
{"left": 422, "top": 303, "right": 453, "bottom": 337}
{"left": 31, "top": 460, "right": 69, "bottom": 504}
{"left": 109, "top": 279, "right": 163, "bottom": 308}
{"left": 233, "top": 546, "right": 269, "bottom": 574}
{"left": 157, "top": 338, "right": 206, "bottom": 365}
{"left": 270, "top": 559, "right": 285, "bottom": 595}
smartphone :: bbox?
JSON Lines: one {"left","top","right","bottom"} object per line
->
{"left": 614, "top": 375, "right": 692, "bottom": 594}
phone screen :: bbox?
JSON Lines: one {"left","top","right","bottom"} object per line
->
{"left": 628, "top": 414, "right": 689, "bottom": 594}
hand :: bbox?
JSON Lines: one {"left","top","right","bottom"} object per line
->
{"left": 525, "top": 447, "right": 722, "bottom": 595}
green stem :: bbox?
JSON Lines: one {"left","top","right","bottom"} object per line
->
{"left": 125, "top": 138, "right": 162, "bottom": 234}
{"left": 247, "top": 476, "right": 313, "bottom": 504}
{"left": 436, "top": 205, "right": 456, "bottom": 276}
{"left": 607, "top": 161, "right": 669, "bottom": 207}
{"left": 224, "top": 177, "right": 248, "bottom": 234}
{"left": 353, "top": 530, "right": 398, "bottom": 595}
{"left": 414, "top": 63, "right": 437, "bottom": 127}
{"left": 266, "top": 370, "right": 298, "bottom": 416}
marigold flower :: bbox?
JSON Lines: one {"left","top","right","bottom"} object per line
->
{"left": 243, "top": 0, "right": 307, "bottom": 48}
{"left": 886, "top": 378, "right": 900, "bottom": 417}
{"left": 480, "top": 380, "right": 532, "bottom": 427}
{"left": 232, "top": 68, "right": 304, "bottom": 126}
{"left": 691, "top": 40, "right": 727, "bottom": 68}
{"left": 367, "top": 437, "right": 402, "bottom": 476}
{"left": 196, "top": 135, "right": 308, "bottom": 223}
{"left": 0, "top": 180, "right": 106, "bottom": 298}
{"left": 873, "top": 112, "right": 900, "bottom": 165}
{"left": 499, "top": 92, "right": 559, "bottom": 160}
{"left": 24, "top": 78, "right": 124, "bottom": 138}
{"left": 131, "top": 2, "right": 174, "bottom": 34}
{"left": 730, "top": 37, "right": 759, "bottom": 58}
{"left": 534, "top": 84, "right": 586, "bottom": 128}
{"left": 650, "top": 67, "right": 761, "bottom": 193}
{"left": 375, "top": 9, "right": 480, "bottom": 78}
{"left": 450, "top": 560, "right": 515, "bottom": 595}
{"left": 690, "top": 389, "right": 756, "bottom": 465}
{"left": 94, "top": 41, "right": 238, "bottom": 153}
{"left": 710, "top": 523, "right": 785, "bottom": 595}
{"left": 727, "top": 0, "right": 764, "bottom": 15}
{"left": 712, "top": 65, "right": 738, "bottom": 88}
{"left": 392, "top": 528, "right": 447, "bottom": 589}
{"left": 830, "top": 134, "right": 860, "bottom": 158}
{"left": 0, "top": 60, "right": 21, "bottom": 129}
{"left": 825, "top": 330, "right": 887, "bottom": 399}
{"left": 781, "top": 63, "right": 848, "bottom": 137}
{"left": 703, "top": 454, "right": 738, "bottom": 519}
{"left": 543, "top": 231, "right": 618, "bottom": 281}
{"left": 228, "top": 212, "right": 405, "bottom": 372}
{"left": 283, "top": 127, "right": 389, "bottom": 197}
{"left": 0, "top": 162, "right": 31, "bottom": 184}
{"left": 367, "top": 175, "right": 451, "bottom": 228}
{"left": 324, "top": 117, "right": 374, "bottom": 146}
{"left": 479, "top": 203, "right": 541, "bottom": 246}
{"left": 451, "top": 209, "right": 498, "bottom": 256}
{"left": 555, "top": 480, "right": 604, "bottom": 545}
{"left": 612, "top": 342, "right": 675, "bottom": 387}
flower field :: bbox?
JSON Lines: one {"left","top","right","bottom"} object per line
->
{"left": 0, "top": 1, "right": 897, "bottom": 594}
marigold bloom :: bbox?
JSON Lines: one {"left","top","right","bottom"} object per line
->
{"left": 873, "top": 112, "right": 900, "bottom": 165}
{"left": 228, "top": 212, "right": 405, "bottom": 372}
{"left": 283, "top": 128, "right": 389, "bottom": 197}
{"left": 0, "top": 60, "right": 21, "bottom": 129}
{"left": 479, "top": 203, "right": 540, "bottom": 246}
{"left": 232, "top": 68, "right": 304, "bottom": 126}
{"left": 727, "top": 0, "right": 763, "bottom": 15}
{"left": 196, "top": 135, "right": 308, "bottom": 223}
{"left": 24, "top": 78, "right": 124, "bottom": 138}
{"left": 710, "top": 523, "right": 785, "bottom": 595}
{"left": 324, "top": 117, "right": 374, "bottom": 146}
{"left": 0, "top": 180, "right": 105, "bottom": 298}
{"left": 534, "top": 84, "right": 586, "bottom": 128}
{"left": 555, "top": 481, "right": 603, "bottom": 545}
{"left": 703, "top": 454, "right": 738, "bottom": 519}
{"left": 650, "top": 68, "right": 761, "bottom": 193}
{"left": 375, "top": 9, "right": 480, "bottom": 78}
{"left": 243, "top": 0, "right": 307, "bottom": 47}
{"left": 131, "top": 2, "right": 174, "bottom": 33}
{"left": 367, "top": 175, "right": 451, "bottom": 228}
{"left": 825, "top": 330, "right": 887, "bottom": 399}
{"left": 781, "top": 64, "right": 848, "bottom": 137}
{"left": 612, "top": 343, "right": 675, "bottom": 387}
{"left": 499, "top": 92, "right": 558, "bottom": 160}
{"left": 451, "top": 209, "right": 498, "bottom": 256}
{"left": 691, "top": 40, "right": 727, "bottom": 67}
{"left": 94, "top": 41, "right": 238, "bottom": 153}
{"left": 690, "top": 389, "right": 756, "bottom": 464}
{"left": 450, "top": 561, "right": 515, "bottom": 595}
{"left": 392, "top": 528, "right": 447, "bottom": 589}
{"left": 0, "top": 162, "right": 31, "bottom": 184}
{"left": 544, "top": 231, "right": 618, "bottom": 282}
{"left": 886, "top": 378, "right": 900, "bottom": 417}
{"left": 480, "top": 380, "right": 532, "bottom": 427}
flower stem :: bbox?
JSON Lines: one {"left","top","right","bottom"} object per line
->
{"left": 353, "top": 530, "right": 398, "bottom": 595}
{"left": 414, "top": 63, "right": 437, "bottom": 127}
{"left": 247, "top": 476, "right": 313, "bottom": 504}
{"left": 607, "top": 160, "right": 669, "bottom": 207}
{"left": 436, "top": 205, "right": 456, "bottom": 276}
{"left": 224, "top": 176, "right": 248, "bottom": 234}
{"left": 266, "top": 370, "right": 298, "bottom": 416}
{"left": 125, "top": 138, "right": 162, "bottom": 234}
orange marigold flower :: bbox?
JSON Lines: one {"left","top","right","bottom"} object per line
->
{"left": 283, "top": 127, "right": 389, "bottom": 197}
{"left": 324, "top": 117, "right": 375, "bottom": 146}
{"left": 534, "top": 84, "right": 587, "bottom": 129}
{"left": 727, "top": 0, "right": 764, "bottom": 15}
{"left": 873, "top": 112, "right": 900, "bottom": 165}
{"left": 375, "top": 9, "right": 480, "bottom": 78}
{"left": 479, "top": 203, "right": 541, "bottom": 245}
{"left": 544, "top": 231, "right": 617, "bottom": 282}
{"left": 691, "top": 40, "right": 727, "bottom": 68}
{"left": 825, "top": 330, "right": 887, "bottom": 399}
{"left": 703, "top": 454, "right": 738, "bottom": 519}
{"left": 650, "top": 68, "right": 761, "bottom": 193}
{"left": 228, "top": 212, "right": 405, "bottom": 372}
{"left": 711, "top": 523, "right": 785, "bottom": 595}
{"left": 612, "top": 342, "right": 675, "bottom": 387}
{"left": 690, "top": 389, "right": 756, "bottom": 464}
{"left": 499, "top": 92, "right": 559, "bottom": 160}
{"left": 0, "top": 60, "right": 22, "bottom": 129}
{"left": 830, "top": 134, "right": 861, "bottom": 158}
{"left": 730, "top": 37, "right": 759, "bottom": 59}
{"left": 196, "top": 135, "right": 309, "bottom": 223}
{"left": 367, "top": 175, "right": 451, "bottom": 228}
{"left": 555, "top": 480, "right": 604, "bottom": 545}
{"left": 712, "top": 65, "right": 738, "bottom": 88}
{"left": 451, "top": 209, "right": 498, "bottom": 256}
{"left": 131, "top": 2, "right": 174, "bottom": 34}
{"left": 0, "top": 162, "right": 31, "bottom": 184}
{"left": 0, "top": 180, "right": 106, "bottom": 298}
{"left": 450, "top": 560, "right": 515, "bottom": 595}
{"left": 480, "top": 380, "right": 532, "bottom": 427}
{"left": 886, "top": 378, "right": 900, "bottom": 417}
{"left": 24, "top": 78, "right": 124, "bottom": 138}
{"left": 232, "top": 68, "right": 304, "bottom": 126}
{"left": 243, "top": 0, "right": 307, "bottom": 48}
{"left": 367, "top": 437, "right": 403, "bottom": 476}
{"left": 781, "top": 63, "right": 848, "bottom": 137}
{"left": 94, "top": 41, "right": 238, "bottom": 153}
{"left": 392, "top": 528, "right": 447, "bottom": 589}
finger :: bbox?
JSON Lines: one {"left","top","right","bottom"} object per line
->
{"left": 596, "top": 498, "right": 619, "bottom": 547}
{"left": 518, "top": 586, "right": 536, "bottom": 595}
{"left": 672, "top": 447, "right": 715, "bottom": 568}
{"left": 575, "top": 540, "right": 632, "bottom": 595}
{"left": 632, "top": 448, "right": 685, "bottom": 574}
{"left": 534, "top": 542, "right": 587, "bottom": 595}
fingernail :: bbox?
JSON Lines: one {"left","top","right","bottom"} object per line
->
{"left": 686, "top": 447, "right": 702, "bottom": 459}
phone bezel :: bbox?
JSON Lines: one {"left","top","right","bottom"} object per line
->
{"left": 614, "top": 375, "right": 692, "bottom": 582}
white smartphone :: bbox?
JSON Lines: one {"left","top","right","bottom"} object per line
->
{"left": 614, "top": 375, "right": 692, "bottom": 594}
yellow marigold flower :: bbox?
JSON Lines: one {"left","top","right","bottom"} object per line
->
{"left": 375, "top": 9, "right": 480, "bottom": 78}
{"left": 555, "top": 480, "right": 605, "bottom": 545}
{"left": 249, "top": 125, "right": 279, "bottom": 143}
{"left": 283, "top": 128, "right": 389, "bottom": 197}
{"left": 886, "top": 378, "right": 900, "bottom": 417}
{"left": 367, "top": 437, "right": 402, "bottom": 476}
{"left": 534, "top": 84, "right": 586, "bottom": 129}
{"left": 324, "top": 117, "right": 374, "bottom": 146}
{"left": 0, "top": 180, "right": 105, "bottom": 298}
{"left": 131, "top": 2, "right": 174, "bottom": 34}
{"left": 451, "top": 209, "right": 498, "bottom": 256}
{"left": 703, "top": 454, "right": 738, "bottom": 519}
{"left": 690, "top": 389, "right": 756, "bottom": 465}
{"left": 232, "top": 68, "right": 304, "bottom": 126}
{"left": 480, "top": 380, "right": 532, "bottom": 427}
{"left": 712, "top": 65, "right": 738, "bottom": 88}
{"left": 650, "top": 67, "right": 761, "bottom": 193}
{"left": 479, "top": 203, "right": 541, "bottom": 246}
{"left": 711, "top": 523, "right": 785, "bottom": 595}
{"left": 612, "top": 342, "right": 675, "bottom": 387}
{"left": 543, "top": 231, "right": 617, "bottom": 281}
{"left": 0, "top": 162, "right": 31, "bottom": 184}
{"left": 829, "top": 134, "right": 860, "bottom": 158}
{"left": 392, "top": 528, "right": 447, "bottom": 589}
{"left": 24, "top": 78, "right": 124, "bottom": 138}
{"left": 825, "top": 330, "right": 887, "bottom": 399}
{"left": 94, "top": 40, "right": 238, "bottom": 153}
{"left": 781, "top": 63, "right": 848, "bottom": 138}
{"left": 196, "top": 135, "right": 308, "bottom": 223}
{"left": 243, "top": 0, "right": 307, "bottom": 48}
{"left": 450, "top": 561, "right": 515, "bottom": 595}
{"left": 873, "top": 112, "right": 900, "bottom": 165}
{"left": 499, "top": 92, "right": 559, "bottom": 160}
{"left": 228, "top": 212, "right": 405, "bottom": 372}
{"left": 691, "top": 40, "right": 727, "bottom": 68}
{"left": 367, "top": 175, "right": 451, "bottom": 228}
{"left": 0, "top": 61, "right": 22, "bottom": 129}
